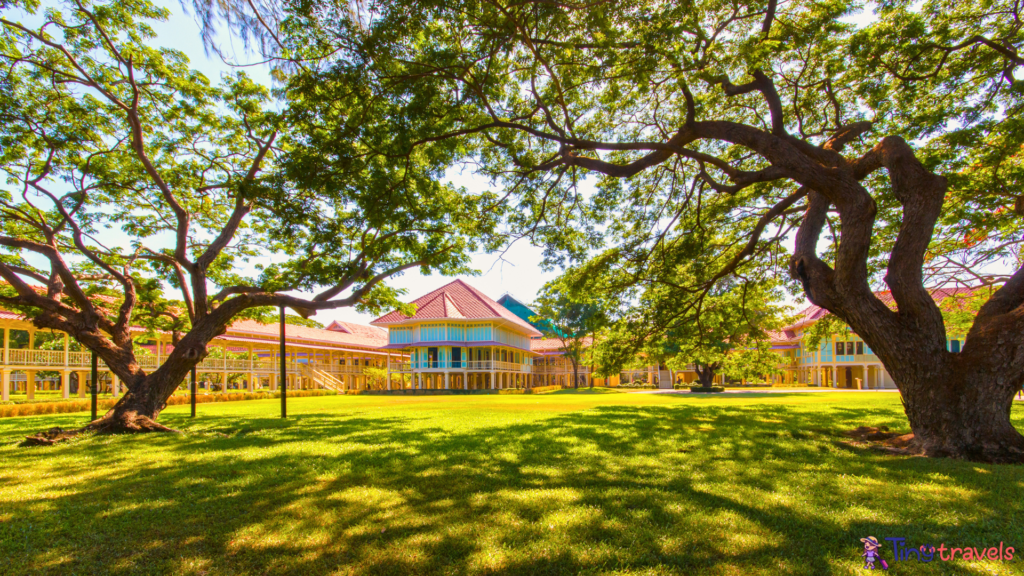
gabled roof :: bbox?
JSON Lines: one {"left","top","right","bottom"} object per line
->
{"left": 530, "top": 336, "right": 594, "bottom": 353}
{"left": 228, "top": 319, "right": 388, "bottom": 348}
{"left": 783, "top": 286, "right": 990, "bottom": 331}
{"left": 372, "top": 279, "right": 542, "bottom": 337}
{"left": 767, "top": 329, "right": 799, "bottom": 344}
{"left": 0, "top": 283, "right": 390, "bottom": 350}
{"left": 323, "top": 319, "right": 391, "bottom": 341}
{"left": 496, "top": 293, "right": 562, "bottom": 335}
{"left": 496, "top": 293, "right": 534, "bottom": 324}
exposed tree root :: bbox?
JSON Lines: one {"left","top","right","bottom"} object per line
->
{"left": 84, "top": 413, "right": 179, "bottom": 435}
{"left": 20, "top": 427, "right": 86, "bottom": 447}
{"left": 840, "top": 426, "right": 1024, "bottom": 464}
{"left": 21, "top": 413, "right": 178, "bottom": 447}
{"left": 844, "top": 425, "right": 899, "bottom": 442}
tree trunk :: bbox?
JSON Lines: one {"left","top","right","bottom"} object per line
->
{"left": 867, "top": 330, "right": 1024, "bottom": 463}
{"left": 695, "top": 364, "right": 717, "bottom": 388}
{"left": 903, "top": 377, "right": 1023, "bottom": 463}
{"left": 86, "top": 366, "right": 185, "bottom": 434}
{"left": 785, "top": 136, "right": 1024, "bottom": 463}
{"left": 88, "top": 386, "right": 178, "bottom": 434}
{"left": 572, "top": 361, "right": 579, "bottom": 390}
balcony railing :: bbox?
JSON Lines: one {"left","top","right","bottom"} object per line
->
{"left": 534, "top": 364, "right": 592, "bottom": 375}
{"left": 7, "top": 349, "right": 65, "bottom": 366}
{"left": 1, "top": 351, "right": 396, "bottom": 376}
{"left": 820, "top": 354, "right": 880, "bottom": 363}
{"left": 68, "top": 351, "right": 93, "bottom": 367}
{"left": 388, "top": 360, "right": 533, "bottom": 372}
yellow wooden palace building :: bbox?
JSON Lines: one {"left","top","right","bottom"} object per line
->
{"left": 0, "top": 309, "right": 395, "bottom": 401}
{"left": 373, "top": 280, "right": 544, "bottom": 389}
{"left": 0, "top": 279, "right": 606, "bottom": 400}
{"left": 766, "top": 288, "right": 977, "bottom": 388}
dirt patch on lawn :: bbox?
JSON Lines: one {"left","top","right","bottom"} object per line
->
{"left": 838, "top": 426, "right": 917, "bottom": 455}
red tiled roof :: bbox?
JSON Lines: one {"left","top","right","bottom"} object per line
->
{"left": 227, "top": 319, "right": 388, "bottom": 348}
{"left": 324, "top": 319, "right": 389, "bottom": 340}
{"left": 530, "top": 336, "right": 594, "bottom": 352}
{"left": 0, "top": 296, "right": 389, "bottom": 350}
{"left": 0, "top": 307, "right": 157, "bottom": 333}
{"left": 767, "top": 329, "right": 799, "bottom": 343}
{"left": 372, "top": 279, "right": 542, "bottom": 336}
{"left": 784, "top": 286, "right": 990, "bottom": 331}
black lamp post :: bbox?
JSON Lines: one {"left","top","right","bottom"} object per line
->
{"left": 279, "top": 305, "right": 287, "bottom": 418}
{"left": 90, "top": 351, "right": 98, "bottom": 422}
{"left": 190, "top": 366, "right": 197, "bottom": 417}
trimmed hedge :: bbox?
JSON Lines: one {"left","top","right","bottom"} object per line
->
{"left": 689, "top": 386, "right": 725, "bottom": 393}
{"left": 341, "top": 388, "right": 529, "bottom": 396}
{"left": 0, "top": 389, "right": 335, "bottom": 418}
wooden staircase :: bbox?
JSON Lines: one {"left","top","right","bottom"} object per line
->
{"left": 300, "top": 364, "right": 346, "bottom": 392}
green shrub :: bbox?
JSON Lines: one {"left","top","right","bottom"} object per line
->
{"left": 0, "top": 389, "right": 336, "bottom": 418}
{"left": 689, "top": 385, "right": 725, "bottom": 393}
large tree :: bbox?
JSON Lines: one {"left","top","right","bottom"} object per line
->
{"left": 532, "top": 286, "right": 607, "bottom": 389}
{"left": 260, "top": 0, "right": 1024, "bottom": 462}
{"left": 0, "top": 0, "right": 494, "bottom": 433}
{"left": 592, "top": 266, "right": 790, "bottom": 389}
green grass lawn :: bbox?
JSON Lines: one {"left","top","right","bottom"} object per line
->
{"left": 1, "top": 391, "right": 1022, "bottom": 575}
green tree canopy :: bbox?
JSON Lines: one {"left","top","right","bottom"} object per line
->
{"left": 254, "top": 0, "right": 1024, "bottom": 461}
{"left": 0, "top": 0, "right": 495, "bottom": 432}
{"left": 532, "top": 283, "right": 609, "bottom": 389}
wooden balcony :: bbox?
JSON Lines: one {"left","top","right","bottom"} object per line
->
{"left": 1, "top": 347, "right": 393, "bottom": 378}
{"left": 7, "top": 349, "right": 66, "bottom": 367}
{"left": 390, "top": 360, "right": 532, "bottom": 372}
{"left": 533, "top": 364, "right": 592, "bottom": 375}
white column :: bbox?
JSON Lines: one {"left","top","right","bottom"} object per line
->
{"left": 2, "top": 327, "right": 8, "bottom": 364}
{"left": 490, "top": 371, "right": 496, "bottom": 390}
{"left": 386, "top": 351, "right": 391, "bottom": 390}
{"left": 62, "top": 370, "right": 70, "bottom": 399}
{"left": 1, "top": 369, "right": 9, "bottom": 402}
{"left": 111, "top": 373, "right": 119, "bottom": 398}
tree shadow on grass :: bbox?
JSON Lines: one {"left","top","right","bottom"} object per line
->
{"left": 1, "top": 401, "right": 1023, "bottom": 575}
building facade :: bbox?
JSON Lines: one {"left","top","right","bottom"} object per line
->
{"left": 374, "top": 280, "right": 543, "bottom": 390}
{"left": 768, "top": 288, "right": 978, "bottom": 388}
{"left": 0, "top": 310, "right": 395, "bottom": 401}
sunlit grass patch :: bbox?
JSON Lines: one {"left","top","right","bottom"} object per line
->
{"left": 0, "top": 391, "right": 1021, "bottom": 575}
